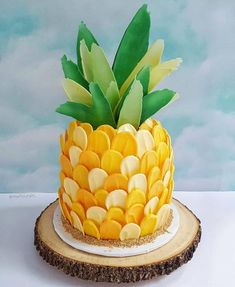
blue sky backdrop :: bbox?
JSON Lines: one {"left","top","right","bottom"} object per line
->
{"left": 0, "top": 0, "right": 234, "bottom": 193}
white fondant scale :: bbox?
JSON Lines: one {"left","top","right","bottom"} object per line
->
{"left": 53, "top": 204, "right": 180, "bottom": 257}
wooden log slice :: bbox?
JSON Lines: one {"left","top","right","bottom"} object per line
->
{"left": 34, "top": 199, "right": 201, "bottom": 283}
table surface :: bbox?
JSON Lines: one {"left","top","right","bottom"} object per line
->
{"left": 0, "top": 192, "right": 234, "bottom": 287}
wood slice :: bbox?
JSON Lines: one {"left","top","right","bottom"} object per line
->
{"left": 34, "top": 199, "right": 201, "bottom": 283}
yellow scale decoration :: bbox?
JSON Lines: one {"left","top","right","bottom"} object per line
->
{"left": 58, "top": 118, "right": 174, "bottom": 241}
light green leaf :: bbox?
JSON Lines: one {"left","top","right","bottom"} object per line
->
{"left": 149, "top": 58, "right": 182, "bottom": 91}
{"left": 80, "top": 43, "right": 120, "bottom": 109}
{"left": 106, "top": 81, "right": 120, "bottom": 111}
{"left": 62, "top": 78, "right": 92, "bottom": 105}
{"left": 76, "top": 22, "right": 98, "bottom": 72}
{"left": 91, "top": 44, "right": 117, "bottom": 96}
{"left": 56, "top": 83, "right": 116, "bottom": 129}
{"left": 120, "top": 39, "right": 164, "bottom": 96}
{"left": 141, "top": 89, "right": 177, "bottom": 123}
{"left": 112, "top": 4, "right": 150, "bottom": 88}
{"left": 117, "top": 80, "right": 143, "bottom": 129}
{"left": 61, "top": 55, "right": 89, "bottom": 89}
{"left": 80, "top": 40, "right": 93, "bottom": 82}
{"left": 114, "top": 66, "right": 150, "bottom": 120}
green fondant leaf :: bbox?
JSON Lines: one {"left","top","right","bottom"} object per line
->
{"left": 76, "top": 22, "right": 98, "bottom": 72}
{"left": 80, "top": 40, "right": 93, "bottom": 82}
{"left": 114, "top": 65, "right": 150, "bottom": 120}
{"left": 61, "top": 55, "right": 89, "bottom": 89}
{"left": 62, "top": 78, "right": 92, "bottom": 105}
{"left": 136, "top": 65, "right": 150, "bottom": 96}
{"left": 56, "top": 101, "right": 88, "bottom": 122}
{"left": 117, "top": 80, "right": 143, "bottom": 129}
{"left": 141, "top": 89, "right": 177, "bottom": 123}
{"left": 91, "top": 44, "right": 116, "bottom": 91}
{"left": 106, "top": 81, "right": 120, "bottom": 111}
{"left": 112, "top": 4, "right": 150, "bottom": 88}
{"left": 149, "top": 58, "right": 182, "bottom": 91}
{"left": 56, "top": 83, "right": 116, "bottom": 129}
{"left": 89, "top": 83, "right": 116, "bottom": 128}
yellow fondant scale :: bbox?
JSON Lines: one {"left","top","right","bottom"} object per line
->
{"left": 58, "top": 118, "right": 174, "bottom": 241}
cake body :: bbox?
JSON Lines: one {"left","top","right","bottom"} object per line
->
{"left": 58, "top": 118, "right": 174, "bottom": 241}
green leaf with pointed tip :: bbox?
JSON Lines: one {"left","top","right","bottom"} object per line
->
{"left": 61, "top": 55, "right": 89, "bottom": 89}
{"left": 76, "top": 21, "right": 98, "bottom": 72}
{"left": 141, "top": 89, "right": 177, "bottom": 124}
{"left": 56, "top": 101, "right": 88, "bottom": 122}
{"left": 149, "top": 58, "right": 182, "bottom": 91}
{"left": 62, "top": 78, "right": 92, "bottom": 105}
{"left": 89, "top": 83, "right": 116, "bottom": 128}
{"left": 91, "top": 44, "right": 117, "bottom": 95}
{"left": 112, "top": 4, "right": 150, "bottom": 88}
{"left": 114, "top": 65, "right": 150, "bottom": 120}
{"left": 80, "top": 40, "right": 93, "bottom": 82}
{"left": 117, "top": 80, "right": 143, "bottom": 129}
{"left": 137, "top": 65, "right": 150, "bottom": 96}
{"left": 56, "top": 83, "right": 116, "bottom": 129}
{"left": 106, "top": 81, "right": 120, "bottom": 111}
{"left": 79, "top": 41, "right": 121, "bottom": 109}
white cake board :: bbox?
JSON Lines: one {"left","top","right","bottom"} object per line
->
{"left": 53, "top": 204, "right": 180, "bottom": 257}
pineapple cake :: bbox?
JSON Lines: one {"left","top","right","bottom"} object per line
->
{"left": 56, "top": 4, "right": 182, "bottom": 242}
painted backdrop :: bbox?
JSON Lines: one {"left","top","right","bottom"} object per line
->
{"left": 0, "top": 0, "right": 234, "bottom": 193}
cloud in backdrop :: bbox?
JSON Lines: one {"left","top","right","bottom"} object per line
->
{"left": 0, "top": 0, "right": 234, "bottom": 193}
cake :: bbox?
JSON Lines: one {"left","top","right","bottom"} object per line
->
{"left": 56, "top": 4, "right": 182, "bottom": 243}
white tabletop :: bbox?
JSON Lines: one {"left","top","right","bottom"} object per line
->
{"left": 0, "top": 192, "right": 234, "bottom": 287}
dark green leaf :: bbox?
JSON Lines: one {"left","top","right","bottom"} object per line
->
{"left": 76, "top": 22, "right": 98, "bottom": 73}
{"left": 61, "top": 55, "right": 89, "bottom": 89}
{"left": 141, "top": 89, "right": 176, "bottom": 123}
{"left": 56, "top": 101, "right": 88, "bottom": 121}
{"left": 114, "top": 65, "right": 150, "bottom": 120}
{"left": 56, "top": 83, "right": 116, "bottom": 129}
{"left": 112, "top": 4, "right": 150, "bottom": 88}
{"left": 136, "top": 65, "right": 150, "bottom": 96}
{"left": 89, "top": 83, "right": 116, "bottom": 128}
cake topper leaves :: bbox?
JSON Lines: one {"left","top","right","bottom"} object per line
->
{"left": 112, "top": 4, "right": 150, "bottom": 88}
{"left": 77, "top": 22, "right": 98, "bottom": 72}
{"left": 120, "top": 39, "right": 164, "bottom": 96}
{"left": 149, "top": 58, "right": 182, "bottom": 91}
{"left": 56, "top": 83, "right": 116, "bottom": 128}
{"left": 58, "top": 5, "right": 182, "bottom": 128}
{"left": 62, "top": 78, "right": 92, "bottom": 105}
{"left": 117, "top": 79, "right": 143, "bottom": 129}
{"left": 141, "top": 89, "right": 177, "bottom": 123}
{"left": 61, "top": 55, "right": 89, "bottom": 90}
